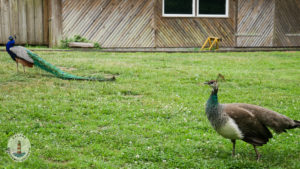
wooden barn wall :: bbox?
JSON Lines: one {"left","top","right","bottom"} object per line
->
{"left": 62, "top": 0, "right": 155, "bottom": 48}
{"left": 1, "top": 0, "right": 299, "bottom": 48}
{"left": 154, "top": 0, "right": 236, "bottom": 48}
{"left": 0, "top": 0, "right": 48, "bottom": 45}
{"left": 236, "top": 0, "right": 275, "bottom": 47}
{"left": 273, "top": 0, "right": 300, "bottom": 47}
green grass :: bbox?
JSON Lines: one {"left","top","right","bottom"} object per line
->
{"left": 0, "top": 51, "right": 299, "bottom": 168}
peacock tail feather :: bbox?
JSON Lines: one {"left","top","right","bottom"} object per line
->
{"left": 26, "top": 50, "right": 115, "bottom": 81}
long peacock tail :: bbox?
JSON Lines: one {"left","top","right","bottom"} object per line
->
{"left": 26, "top": 50, "right": 115, "bottom": 81}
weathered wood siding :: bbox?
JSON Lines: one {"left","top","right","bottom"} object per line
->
{"left": 274, "top": 0, "right": 300, "bottom": 47}
{"left": 49, "top": 0, "right": 62, "bottom": 47}
{"left": 155, "top": 0, "right": 236, "bottom": 48}
{"left": 236, "top": 0, "right": 275, "bottom": 47}
{"left": 62, "top": 0, "right": 155, "bottom": 48}
{"left": 1, "top": 0, "right": 299, "bottom": 48}
{"left": 0, "top": 0, "right": 48, "bottom": 45}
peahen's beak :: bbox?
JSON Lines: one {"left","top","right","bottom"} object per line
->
{"left": 204, "top": 82, "right": 209, "bottom": 85}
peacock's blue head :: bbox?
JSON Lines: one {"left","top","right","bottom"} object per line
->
{"left": 6, "top": 36, "right": 16, "bottom": 52}
{"left": 8, "top": 36, "right": 14, "bottom": 41}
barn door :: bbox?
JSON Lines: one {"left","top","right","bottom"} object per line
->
{"left": 0, "top": 0, "right": 48, "bottom": 45}
{"left": 273, "top": 0, "right": 300, "bottom": 47}
{"left": 236, "top": 0, "right": 275, "bottom": 47}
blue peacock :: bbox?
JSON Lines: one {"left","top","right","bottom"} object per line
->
{"left": 6, "top": 36, "right": 115, "bottom": 81}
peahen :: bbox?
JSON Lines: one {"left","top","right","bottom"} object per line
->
{"left": 6, "top": 36, "right": 115, "bottom": 81}
{"left": 204, "top": 77, "right": 300, "bottom": 160}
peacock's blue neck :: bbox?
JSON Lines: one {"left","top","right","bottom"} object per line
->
{"left": 6, "top": 40, "right": 15, "bottom": 51}
{"left": 6, "top": 40, "right": 16, "bottom": 61}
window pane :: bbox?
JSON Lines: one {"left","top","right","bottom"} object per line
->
{"left": 164, "top": 0, "right": 193, "bottom": 15}
{"left": 198, "top": 0, "right": 226, "bottom": 15}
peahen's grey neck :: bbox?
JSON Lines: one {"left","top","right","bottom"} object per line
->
{"left": 205, "top": 88, "right": 227, "bottom": 129}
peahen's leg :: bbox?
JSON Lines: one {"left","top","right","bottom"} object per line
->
{"left": 23, "top": 65, "right": 25, "bottom": 73}
{"left": 253, "top": 145, "right": 261, "bottom": 161}
{"left": 231, "top": 140, "right": 236, "bottom": 157}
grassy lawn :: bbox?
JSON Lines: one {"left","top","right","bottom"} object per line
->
{"left": 0, "top": 51, "right": 299, "bottom": 168}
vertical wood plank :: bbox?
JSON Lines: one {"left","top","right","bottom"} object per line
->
{"left": 18, "top": 0, "right": 27, "bottom": 44}
{"left": 49, "top": 0, "right": 62, "bottom": 47}
{"left": 0, "top": 0, "right": 3, "bottom": 43}
{"left": 273, "top": 0, "right": 278, "bottom": 47}
{"left": 10, "top": 0, "right": 19, "bottom": 43}
{"left": 34, "top": 0, "right": 43, "bottom": 44}
{"left": 1, "top": 0, "right": 10, "bottom": 43}
{"left": 152, "top": 0, "right": 157, "bottom": 48}
{"left": 26, "top": 0, "right": 35, "bottom": 44}
{"left": 43, "top": 0, "right": 49, "bottom": 45}
{"left": 48, "top": 0, "right": 52, "bottom": 46}
{"left": 235, "top": 0, "right": 239, "bottom": 47}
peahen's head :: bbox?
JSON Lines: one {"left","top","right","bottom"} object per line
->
{"left": 204, "top": 74, "right": 225, "bottom": 91}
{"left": 204, "top": 80, "right": 218, "bottom": 90}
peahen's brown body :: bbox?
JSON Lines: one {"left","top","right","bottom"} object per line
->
{"left": 204, "top": 80, "right": 300, "bottom": 160}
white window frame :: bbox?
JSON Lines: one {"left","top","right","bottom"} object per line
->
{"left": 162, "top": 0, "right": 195, "bottom": 17}
{"left": 197, "top": 0, "right": 229, "bottom": 18}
